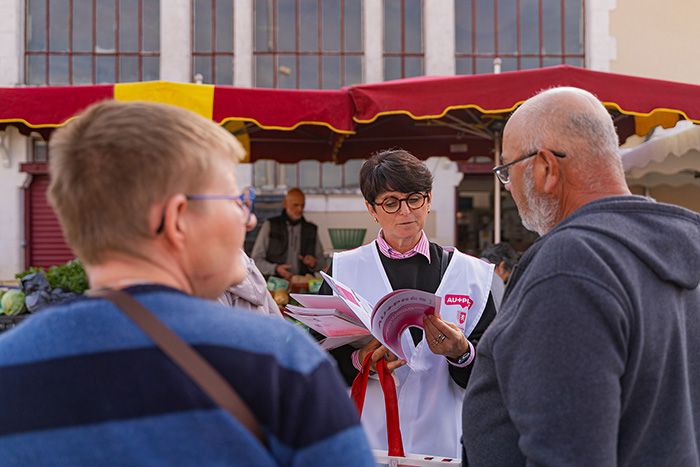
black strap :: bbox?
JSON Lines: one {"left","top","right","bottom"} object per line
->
{"left": 439, "top": 247, "right": 450, "bottom": 280}
{"left": 93, "top": 289, "right": 265, "bottom": 445}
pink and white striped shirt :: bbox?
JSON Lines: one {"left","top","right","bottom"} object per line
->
{"left": 376, "top": 229, "right": 431, "bottom": 263}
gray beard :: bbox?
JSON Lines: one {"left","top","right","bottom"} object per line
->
{"left": 520, "top": 164, "right": 559, "bottom": 236}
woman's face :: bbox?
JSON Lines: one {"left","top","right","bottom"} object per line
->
{"left": 367, "top": 190, "right": 432, "bottom": 246}
{"left": 183, "top": 159, "right": 248, "bottom": 298}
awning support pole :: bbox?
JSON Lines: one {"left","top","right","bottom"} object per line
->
{"left": 494, "top": 133, "right": 502, "bottom": 244}
{"left": 493, "top": 57, "right": 503, "bottom": 245}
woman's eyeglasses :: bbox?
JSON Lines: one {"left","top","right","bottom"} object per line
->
{"left": 186, "top": 193, "right": 253, "bottom": 222}
{"left": 493, "top": 149, "right": 567, "bottom": 184}
{"left": 155, "top": 189, "right": 256, "bottom": 235}
{"left": 374, "top": 192, "right": 429, "bottom": 214}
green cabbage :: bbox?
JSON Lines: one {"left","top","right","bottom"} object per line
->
{"left": 1, "top": 290, "right": 26, "bottom": 316}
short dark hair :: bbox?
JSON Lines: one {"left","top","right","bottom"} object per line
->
{"left": 481, "top": 242, "right": 518, "bottom": 272}
{"left": 359, "top": 149, "right": 433, "bottom": 204}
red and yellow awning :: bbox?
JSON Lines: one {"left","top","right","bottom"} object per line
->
{"left": 333, "top": 65, "right": 700, "bottom": 162}
{"left": 2, "top": 66, "right": 700, "bottom": 163}
{"left": 348, "top": 65, "right": 700, "bottom": 136}
{"left": 0, "top": 81, "right": 354, "bottom": 131}
{"left": 0, "top": 81, "right": 354, "bottom": 163}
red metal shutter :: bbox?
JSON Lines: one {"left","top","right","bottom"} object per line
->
{"left": 26, "top": 174, "right": 75, "bottom": 268}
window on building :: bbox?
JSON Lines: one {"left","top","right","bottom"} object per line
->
{"left": 31, "top": 138, "right": 49, "bottom": 163}
{"left": 192, "top": 0, "right": 234, "bottom": 84}
{"left": 252, "top": 158, "right": 364, "bottom": 193}
{"left": 25, "top": 0, "right": 160, "bottom": 85}
{"left": 251, "top": 1, "right": 363, "bottom": 193}
{"left": 383, "top": 0, "right": 424, "bottom": 80}
{"left": 455, "top": 0, "right": 584, "bottom": 74}
{"left": 253, "top": 0, "right": 364, "bottom": 89}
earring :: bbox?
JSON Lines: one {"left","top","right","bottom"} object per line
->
{"left": 373, "top": 217, "right": 378, "bottom": 223}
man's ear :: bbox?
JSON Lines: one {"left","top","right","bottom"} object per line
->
{"left": 493, "top": 261, "right": 502, "bottom": 277}
{"left": 539, "top": 149, "right": 562, "bottom": 194}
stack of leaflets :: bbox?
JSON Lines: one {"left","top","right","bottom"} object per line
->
{"left": 286, "top": 272, "right": 441, "bottom": 359}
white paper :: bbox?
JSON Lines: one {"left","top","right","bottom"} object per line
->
{"left": 319, "top": 271, "right": 373, "bottom": 330}
{"left": 289, "top": 293, "right": 363, "bottom": 326}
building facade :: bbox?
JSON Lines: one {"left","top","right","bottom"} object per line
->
{"left": 0, "top": 0, "right": 698, "bottom": 278}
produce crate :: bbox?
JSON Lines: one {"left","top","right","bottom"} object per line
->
{"left": 0, "top": 315, "right": 28, "bottom": 333}
{"left": 328, "top": 228, "right": 367, "bottom": 250}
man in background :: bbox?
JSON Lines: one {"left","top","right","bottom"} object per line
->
{"left": 463, "top": 87, "right": 700, "bottom": 466}
{"left": 252, "top": 187, "right": 325, "bottom": 280}
{"left": 480, "top": 242, "right": 518, "bottom": 310}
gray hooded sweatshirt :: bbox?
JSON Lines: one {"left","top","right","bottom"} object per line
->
{"left": 463, "top": 196, "right": 700, "bottom": 466}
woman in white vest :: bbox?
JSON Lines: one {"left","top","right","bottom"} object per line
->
{"left": 322, "top": 149, "right": 497, "bottom": 458}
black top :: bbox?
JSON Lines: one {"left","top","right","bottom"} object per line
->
{"left": 320, "top": 242, "right": 497, "bottom": 388}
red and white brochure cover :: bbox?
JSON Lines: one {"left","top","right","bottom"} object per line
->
{"left": 319, "top": 272, "right": 441, "bottom": 361}
{"left": 370, "top": 289, "right": 441, "bottom": 361}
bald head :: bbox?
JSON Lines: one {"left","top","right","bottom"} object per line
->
{"left": 505, "top": 87, "right": 625, "bottom": 188}
{"left": 501, "top": 87, "right": 631, "bottom": 235}
{"left": 284, "top": 187, "right": 306, "bottom": 221}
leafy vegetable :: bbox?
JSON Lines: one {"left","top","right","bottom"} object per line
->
{"left": 16, "top": 259, "right": 89, "bottom": 294}
{"left": 1, "top": 290, "right": 26, "bottom": 316}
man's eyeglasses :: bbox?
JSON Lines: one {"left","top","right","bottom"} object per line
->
{"left": 493, "top": 149, "right": 567, "bottom": 185}
{"left": 374, "top": 192, "right": 429, "bottom": 214}
{"left": 155, "top": 191, "right": 254, "bottom": 234}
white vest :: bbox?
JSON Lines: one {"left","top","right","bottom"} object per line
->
{"left": 333, "top": 241, "right": 494, "bottom": 458}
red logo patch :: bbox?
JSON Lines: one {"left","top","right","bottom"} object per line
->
{"left": 444, "top": 294, "right": 474, "bottom": 310}
{"left": 458, "top": 311, "right": 467, "bottom": 324}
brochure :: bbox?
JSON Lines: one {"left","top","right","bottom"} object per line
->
{"left": 288, "top": 271, "right": 441, "bottom": 359}
{"left": 284, "top": 304, "right": 369, "bottom": 337}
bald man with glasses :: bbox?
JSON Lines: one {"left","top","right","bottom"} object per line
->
{"left": 462, "top": 87, "right": 700, "bottom": 466}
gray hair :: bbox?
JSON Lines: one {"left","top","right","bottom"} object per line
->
{"left": 515, "top": 87, "right": 625, "bottom": 191}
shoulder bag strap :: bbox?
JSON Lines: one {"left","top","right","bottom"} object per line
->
{"left": 95, "top": 288, "right": 265, "bottom": 445}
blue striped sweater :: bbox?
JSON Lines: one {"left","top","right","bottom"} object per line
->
{"left": 0, "top": 285, "right": 374, "bottom": 466}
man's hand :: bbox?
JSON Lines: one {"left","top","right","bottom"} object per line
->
{"left": 275, "top": 263, "right": 293, "bottom": 280}
{"left": 358, "top": 338, "right": 406, "bottom": 373}
{"left": 298, "top": 254, "right": 317, "bottom": 269}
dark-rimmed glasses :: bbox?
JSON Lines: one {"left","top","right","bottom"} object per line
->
{"left": 155, "top": 192, "right": 252, "bottom": 234}
{"left": 493, "top": 149, "right": 567, "bottom": 184}
{"left": 374, "top": 192, "right": 429, "bottom": 214}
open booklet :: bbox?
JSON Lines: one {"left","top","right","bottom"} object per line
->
{"left": 286, "top": 271, "right": 441, "bottom": 360}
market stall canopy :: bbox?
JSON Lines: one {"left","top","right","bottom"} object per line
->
{"left": 3, "top": 66, "right": 700, "bottom": 164}
{"left": 0, "top": 81, "right": 354, "bottom": 163}
{"left": 338, "top": 65, "right": 700, "bottom": 162}
{"left": 620, "top": 120, "right": 700, "bottom": 187}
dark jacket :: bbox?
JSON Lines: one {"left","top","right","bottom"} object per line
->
{"left": 265, "top": 211, "right": 318, "bottom": 276}
{"left": 462, "top": 196, "right": 700, "bottom": 466}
